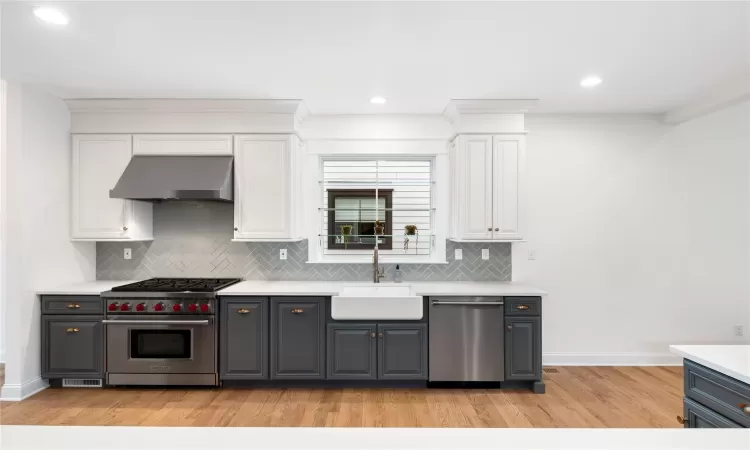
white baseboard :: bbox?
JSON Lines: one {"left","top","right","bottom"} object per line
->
{"left": 0, "top": 376, "right": 49, "bottom": 401}
{"left": 543, "top": 352, "right": 682, "bottom": 366}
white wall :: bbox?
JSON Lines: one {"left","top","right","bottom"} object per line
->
{"left": 515, "top": 102, "right": 750, "bottom": 365}
{"left": 0, "top": 83, "right": 96, "bottom": 400}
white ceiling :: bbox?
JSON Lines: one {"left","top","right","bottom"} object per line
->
{"left": 2, "top": 1, "right": 749, "bottom": 114}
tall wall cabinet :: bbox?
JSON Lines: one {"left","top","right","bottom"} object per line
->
{"left": 449, "top": 134, "right": 525, "bottom": 241}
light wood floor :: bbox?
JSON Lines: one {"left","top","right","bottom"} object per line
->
{"left": 0, "top": 367, "right": 684, "bottom": 428}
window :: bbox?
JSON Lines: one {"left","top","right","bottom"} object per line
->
{"left": 320, "top": 159, "right": 434, "bottom": 257}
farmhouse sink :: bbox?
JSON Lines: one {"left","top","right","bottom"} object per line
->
{"left": 331, "top": 283, "right": 423, "bottom": 320}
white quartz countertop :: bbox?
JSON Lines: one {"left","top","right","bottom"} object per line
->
{"left": 218, "top": 281, "right": 547, "bottom": 297}
{"left": 36, "top": 280, "right": 141, "bottom": 296}
{"left": 670, "top": 345, "right": 750, "bottom": 385}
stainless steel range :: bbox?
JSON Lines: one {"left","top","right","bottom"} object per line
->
{"left": 101, "top": 278, "right": 241, "bottom": 386}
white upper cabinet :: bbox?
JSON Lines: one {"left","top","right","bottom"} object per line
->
{"left": 133, "top": 134, "right": 233, "bottom": 155}
{"left": 233, "top": 135, "right": 301, "bottom": 241}
{"left": 72, "top": 135, "right": 153, "bottom": 240}
{"left": 450, "top": 134, "right": 525, "bottom": 241}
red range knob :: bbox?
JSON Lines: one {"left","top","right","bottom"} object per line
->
{"left": 119, "top": 303, "right": 130, "bottom": 311}
{"left": 135, "top": 303, "right": 146, "bottom": 312}
{"left": 200, "top": 304, "right": 210, "bottom": 313}
{"left": 172, "top": 303, "right": 182, "bottom": 312}
{"left": 188, "top": 304, "right": 198, "bottom": 313}
{"left": 153, "top": 303, "right": 164, "bottom": 312}
{"left": 108, "top": 303, "right": 118, "bottom": 311}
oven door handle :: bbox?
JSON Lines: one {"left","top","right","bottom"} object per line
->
{"left": 101, "top": 319, "right": 211, "bottom": 325}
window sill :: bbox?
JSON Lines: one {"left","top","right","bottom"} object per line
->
{"left": 307, "top": 256, "right": 449, "bottom": 265}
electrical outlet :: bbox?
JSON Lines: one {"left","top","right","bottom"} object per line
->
{"left": 455, "top": 249, "right": 463, "bottom": 260}
{"left": 280, "top": 248, "right": 287, "bottom": 260}
{"left": 528, "top": 251, "right": 537, "bottom": 260}
{"left": 735, "top": 325, "right": 744, "bottom": 337}
{"left": 124, "top": 248, "right": 132, "bottom": 260}
{"left": 481, "top": 248, "right": 489, "bottom": 260}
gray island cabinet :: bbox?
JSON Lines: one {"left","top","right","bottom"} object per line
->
{"left": 40, "top": 296, "right": 104, "bottom": 381}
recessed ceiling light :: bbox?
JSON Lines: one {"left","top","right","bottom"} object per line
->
{"left": 33, "top": 7, "right": 69, "bottom": 26}
{"left": 370, "top": 96, "right": 387, "bottom": 105}
{"left": 580, "top": 75, "right": 602, "bottom": 88}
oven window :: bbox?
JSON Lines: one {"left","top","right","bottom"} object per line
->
{"left": 130, "top": 330, "right": 191, "bottom": 359}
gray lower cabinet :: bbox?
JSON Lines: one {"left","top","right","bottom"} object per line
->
{"left": 220, "top": 299, "right": 268, "bottom": 380}
{"left": 271, "top": 297, "right": 326, "bottom": 379}
{"left": 326, "top": 323, "right": 377, "bottom": 380}
{"left": 378, "top": 324, "right": 428, "bottom": 380}
{"left": 41, "top": 315, "right": 103, "bottom": 378}
{"left": 683, "top": 397, "right": 742, "bottom": 428}
{"left": 505, "top": 317, "right": 542, "bottom": 381}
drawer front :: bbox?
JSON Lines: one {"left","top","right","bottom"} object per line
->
{"left": 504, "top": 297, "right": 541, "bottom": 316}
{"left": 683, "top": 397, "right": 742, "bottom": 428}
{"left": 42, "top": 296, "right": 103, "bottom": 315}
{"left": 684, "top": 360, "right": 750, "bottom": 428}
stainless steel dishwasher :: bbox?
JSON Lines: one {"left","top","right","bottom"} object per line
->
{"left": 429, "top": 296, "right": 504, "bottom": 382}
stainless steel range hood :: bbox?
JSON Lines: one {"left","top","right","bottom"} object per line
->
{"left": 110, "top": 156, "right": 233, "bottom": 202}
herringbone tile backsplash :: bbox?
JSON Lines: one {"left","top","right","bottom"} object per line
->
{"left": 96, "top": 202, "right": 512, "bottom": 282}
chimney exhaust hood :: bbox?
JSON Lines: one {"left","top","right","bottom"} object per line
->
{"left": 110, "top": 155, "right": 233, "bottom": 202}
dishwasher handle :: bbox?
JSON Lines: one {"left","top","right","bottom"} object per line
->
{"left": 431, "top": 300, "right": 504, "bottom": 306}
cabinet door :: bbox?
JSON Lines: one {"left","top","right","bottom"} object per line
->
{"left": 505, "top": 317, "right": 542, "bottom": 380}
{"left": 42, "top": 316, "right": 103, "bottom": 378}
{"left": 133, "top": 134, "right": 233, "bottom": 155}
{"left": 492, "top": 136, "right": 524, "bottom": 240}
{"left": 270, "top": 297, "right": 325, "bottom": 379}
{"left": 234, "top": 135, "right": 291, "bottom": 239}
{"left": 377, "top": 324, "right": 428, "bottom": 380}
{"left": 220, "top": 299, "right": 268, "bottom": 380}
{"left": 72, "top": 135, "right": 133, "bottom": 239}
{"left": 458, "top": 136, "right": 493, "bottom": 239}
{"left": 683, "top": 398, "right": 741, "bottom": 428}
{"left": 326, "top": 323, "right": 377, "bottom": 380}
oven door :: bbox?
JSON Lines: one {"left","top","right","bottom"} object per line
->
{"left": 104, "top": 315, "right": 215, "bottom": 375}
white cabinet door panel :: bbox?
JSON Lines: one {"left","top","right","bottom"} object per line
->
{"left": 461, "top": 136, "right": 493, "bottom": 239}
{"left": 234, "top": 135, "right": 291, "bottom": 239}
{"left": 133, "top": 134, "right": 232, "bottom": 155}
{"left": 492, "top": 137, "right": 522, "bottom": 240}
{"left": 72, "top": 135, "right": 132, "bottom": 239}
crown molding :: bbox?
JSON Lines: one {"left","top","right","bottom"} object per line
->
{"left": 663, "top": 77, "right": 750, "bottom": 125}
{"left": 443, "top": 99, "right": 538, "bottom": 122}
{"left": 65, "top": 98, "right": 304, "bottom": 115}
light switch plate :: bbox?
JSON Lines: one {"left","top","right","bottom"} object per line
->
{"left": 280, "top": 248, "right": 287, "bottom": 260}
{"left": 124, "top": 248, "right": 132, "bottom": 260}
{"left": 454, "top": 249, "right": 463, "bottom": 260}
{"left": 481, "top": 249, "right": 489, "bottom": 260}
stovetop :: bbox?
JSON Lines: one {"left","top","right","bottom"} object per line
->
{"left": 111, "top": 278, "right": 242, "bottom": 293}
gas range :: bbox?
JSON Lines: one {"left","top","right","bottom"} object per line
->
{"left": 100, "top": 278, "right": 241, "bottom": 386}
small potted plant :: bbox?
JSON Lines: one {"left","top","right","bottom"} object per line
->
{"left": 340, "top": 224, "right": 353, "bottom": 249}
{"left": 374, "top": 220, "right": 385, "bottom": 235}
{"left": 404, "top": 224, "right": 418, "bottom": 251}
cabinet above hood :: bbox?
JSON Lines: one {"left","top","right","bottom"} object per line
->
{"left": 109, "top": 155, "right": 233, "bottom": 202}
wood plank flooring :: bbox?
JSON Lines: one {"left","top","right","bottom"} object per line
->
{"left": 0, "top": 367, "right": 684, "bottom": 428}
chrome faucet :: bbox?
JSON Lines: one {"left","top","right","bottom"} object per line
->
{"left": 373, "top": 246, "right": 385, "bottom": 283}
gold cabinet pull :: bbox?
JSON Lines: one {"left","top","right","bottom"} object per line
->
{"left": 67, "top": 303, "right": 81, "bottom": 309}
{"left": 291, "top": 308, "right": 304, "bottom": 314}
{"left": 65, "top": 328, "right": 80, "bottom": 333}
{"left": 676, "top": 415, "right": 688, "bottom": 425}
{"left": 516, "top": 305, "right": 530, "bottom": 310}
{"left": 236, "top": 308, "right": 251, "bottom": 314}
{"left": 738, "top": 404, "right": 750, "bottom": 415}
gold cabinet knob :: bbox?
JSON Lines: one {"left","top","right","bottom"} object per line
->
{"left": 123, "top": 226, "right": 128, "bottom": 231}
{"left": 378, "top": 332, "right": 384, "bottom": 338}
{"left": 516, "top": 305, "right": 530, "bottom": 310}
{"left": 291, "top": 308, "right": 304, "bottom": 314}
{"left": 236, "top": 308, "right": 250, "bottom": 314}
{"left": 676, "top": 415, "right": 688, "bottom": 425}
{"left": 65, "top": 328, "right": 80, "bottom": 333}
{"left": 67, "top": 303, "right": 81, "bottom": 309}
{"left": 739, "top": 404, "right": 750, "bottom": 415}
{"left": 487, "top": 228, "right": 492, "bottom": 231}
{"left": 370, "top": 332, "right": 376, "bottom": 338}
